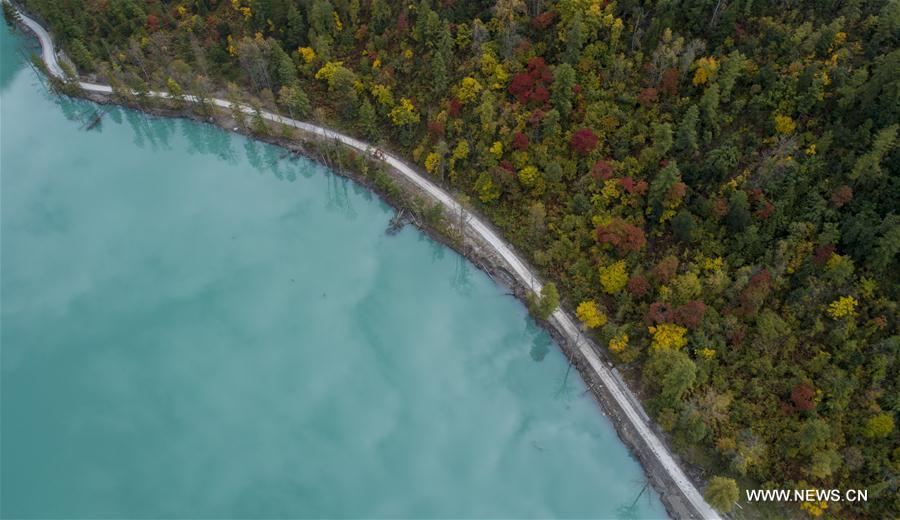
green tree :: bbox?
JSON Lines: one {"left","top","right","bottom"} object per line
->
{"left": 676, "top": 105, "right": 699, "bottom": 154}
{"left": 726, "top": 190, "right": 751, "bottom": 232}
{"left": 863, "top": 412, "right": 895, "bottom": 439}
{"left": 565, "top": 11, "right": 584, "bottom": 63}
{"left": 529, "top": 283, "right": 559, "bottom": 320}
{"left": 69, "top": 38, "right": 95, "bottom": 71}
{"left": 672, "top": 209, "right": 696, "bottom": 243}
{"left": 644, "top": 348, "right": 697, "bottom": 408}
{"left": 704, "top": 476, "right": 739, "bottom": 513}
{"left": 648, "top": 161, "right": 683, "bottom": 219}
{"left": 358, "top": 98, "right": 378, "bottom": 140}
{"left": 640, "top": 122, "right": 673, "bottom": 167}
{"left": 271, "top": 41, "right": 297, "bottom": 90}
{"left": 278, "top": 83, "right": 310, "bottom": 118}
{"left": 285, "top": 4, "right": 307, "bottom": 49}
{"left": 698, "top": 83, "right": 720, "bottom": 138}
{"left": 166, "top": 77, "right": 184, "bottom": 108}
{"left": 850, "top": 124, "right": 898, "bottom": 181}
{"left": 551, "top": 63, "right": 576, "bottom": 120}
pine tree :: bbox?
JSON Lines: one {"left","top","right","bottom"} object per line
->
{"left": 285, "top": 4, "right": 307, "bottom": 49}
{"left": 358, "top": 99, "right": 378, "bottom": 140}
{"left": 676, "top": 105, "right": 699, "bottom": 154}
{"left": 565, "top": 11, "right": 584, "bottom": 64}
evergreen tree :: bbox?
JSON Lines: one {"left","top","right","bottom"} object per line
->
{"left": 358, "top": 99, "right": 378, "bottom": 140}
{"left": 676, "top": 105, "right": 699, "bottom": 154}
{"left": 285, "top": 4, "right": 307, "bottom": 50}
{"left": 551, "top": 63, "right": 576, "bottom": 120}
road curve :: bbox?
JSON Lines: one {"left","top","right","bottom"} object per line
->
{"left": 7, "top": 4, "right": 721, "bottom": 518}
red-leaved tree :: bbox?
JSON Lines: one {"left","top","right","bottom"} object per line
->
{"left": 791, "top": 383, "right": 815, "bottom": 411}
{"left": 571, "top": 128, "right": 598, "bottom": 156}
{"left": 596, "top": 218, "right": 646, "bottom": 256}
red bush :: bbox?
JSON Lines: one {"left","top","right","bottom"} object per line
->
{"left": 637, "top": 87, "right": 658, "bottom": 106}
{"left": 651, "top": 256, "right": 679, "bottom": 283}
{"left": 531, "top": 86, "right": 550, "bottom": 104}
{"left": 645, "top": 302, "right": 672, "bottom": 325}
{"left": 596, "top": 218, "right": 646, "bottom": 256}
{"left": 427, "top": 121, "right": 445, "bottom": 137}
{"left": 527, "top": 57, "right": 552, "bottom": 82}
{"left": 146, "top": 13, "right": 160, "bottom": 31}
{"left": 711, "top": 197, "right": 728, "bottom": 218}
{"left": 508, "top": 58, "right": 553, "bottom": 105}
{"left": 791, "top": 383, "right": 815, "bottom": 411}
{"left": 570, "top": 128, "right": 598, "bottom": 156}
{"left": 447, "top": 99, "right": 462, "bottom": 118}
{"left": 832, "top": 185, "right": 853, "bottom": 207}
{"left": 755, "top": 200, "right": 775, "bottom": 219}
{"left": 592, "top": 160, "right": 614, "bottom": 180}
{"left": 624, "top": 178, "right": 648, "bottom": 196}
{"left": 512, "top": 132, "right": 530, "bottom": 151}
{"left": 508, "top": 73, "right": 534, "bottom": 103}
{"left": 813, "top": 244, "right": 836, "bottom": 267}
{"left": 619, "top": 176, "right": 648, "bottom": 195}
{"left": 532, "top": 11, "right": 557, "bottom": 30}
{"left": 660, "top": 68, "right": 679, "bottom": 96}
{"left": 674, "top": 300, "right": 707, "bottom": 329}
{"left": 737, "top": 269, "right": 772, "bottom": 318}
{"left": 628, "top": 275, "right": 650, "bottom": 298}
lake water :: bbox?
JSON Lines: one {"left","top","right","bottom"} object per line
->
{"left": 0, "top": 24, "right": 666, "bottom": 519}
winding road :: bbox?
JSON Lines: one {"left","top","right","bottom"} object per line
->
{"left": 7, "top": 4, "right": 721, "bottom": 518}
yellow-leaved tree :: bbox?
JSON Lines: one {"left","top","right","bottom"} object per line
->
{"left": 599, "top": 260, "right": 628, "bottom": 294}
{"left": 457, "top": 77, "right": 483, "bottom": 104}
{"left": 827, "top": 295, "right": 858, "bottom": 319}
{"left": 649, "top": 323, "right": 688, "bottom": 350}
{"left": 576, "top": 300, "right": 607, "bottom": 328}
{"left": 389, "top": 98, "right": 420, "bottom": 126}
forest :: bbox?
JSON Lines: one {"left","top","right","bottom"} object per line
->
{"left": 10, "top": 0, "right": 898, "bottom": 517}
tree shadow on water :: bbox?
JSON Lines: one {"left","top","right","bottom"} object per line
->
{"left": 450, "top": 254, "right": 472, "bottom": 295}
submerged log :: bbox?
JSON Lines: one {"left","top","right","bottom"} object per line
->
{"left": 386, "top": 208, "right": 406, "bottom": 235}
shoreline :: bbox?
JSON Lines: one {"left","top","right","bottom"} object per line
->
{"left": 5, "top": 5, "right": 722, "bottom": 519}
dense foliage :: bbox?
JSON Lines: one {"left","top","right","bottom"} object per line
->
{"left": 19, "top": 0, "right": 898, "bottom": 516}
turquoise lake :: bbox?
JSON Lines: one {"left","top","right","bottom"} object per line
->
{"left": 0, "top": 24, "right": 666, "bottom": 519}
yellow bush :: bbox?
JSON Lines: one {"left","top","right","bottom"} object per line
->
{"left": 370, "top": 84, "right": 394, "bottom": 107}
{"left": 601, "top": 179, "right": 620, "bottom": 201}
{"left": 518, "top": 165, "right": 539, "bottom": 188}
{"left": 452, "top": 139, "right": 470, "bottom": 161}
{"left": 315, "top": 61, "right": 345, "bottom": 82}
{"left": 576, "top": 300, "right": 607, "bottom": 329}
{"left": 298, "top": 47, "right": 316, "bottom": 64}
{"left": 457, "top": 77, "right": 483, "bottom": 104}
{"left": 801, "top": 498, "right": 828, "bottom": 517}
{"left": 774, "top": 114, "right": 796, "bottom": 135}
{"left": 826, "top": 295, "right": 858, "bottom": 319}
{"left": 608, "top": 333, "right": 629, "bottom": 353}
{"left": 649, "top": 323, "right": 688, "bottom": 351}
{"left": 692, "top": 56, "right": 719, "bottom": 86}
{"left": 599, "top": 260, "right": 628, "bottom": 294}
{"left": 424, "top": 152, "right": 441, "bottom": 174}
{"left": 389, "top": 98, "right": 419, "bottom": 126}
